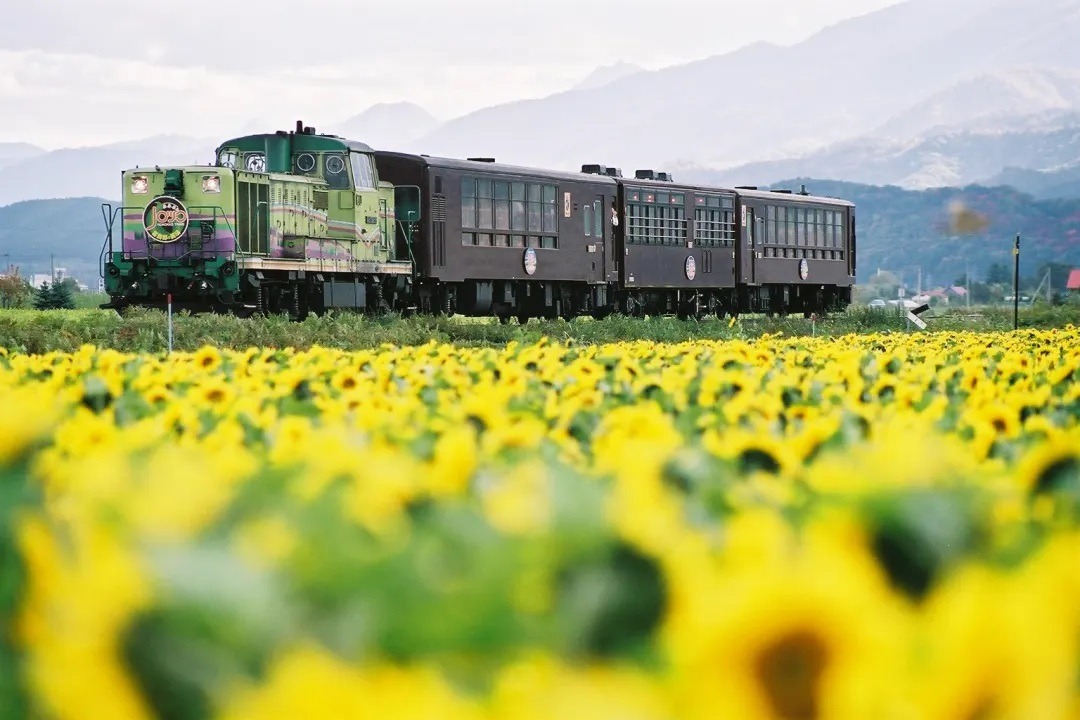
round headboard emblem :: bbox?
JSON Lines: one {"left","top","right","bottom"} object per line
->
{"left": 685, "top": 255, "right": 697, "bottom": 280}
{"left": 143, "top": 196, "right": 189, "bottom": 244}
{"left": 523, "top": 248, "right": 537, "bottom": 276}
{"left": 799, "top": 258, "right": 809, "bottom": 280}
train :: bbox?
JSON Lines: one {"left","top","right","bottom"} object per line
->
{"left": 101, "top": 122, "right": 856, "bottom": 321}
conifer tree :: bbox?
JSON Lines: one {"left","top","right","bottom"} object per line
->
{"left": 51, "top": 280, "right": 75, "bottom": 309}
{"left": 33, "top": 282, "right": 53, "bottom": 310}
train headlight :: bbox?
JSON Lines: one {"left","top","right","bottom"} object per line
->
{"left": 202, "top": 175, "right": 221, "bottom": 193}
{"left": 131, "top": 176, "right": 149, "bottom": 194}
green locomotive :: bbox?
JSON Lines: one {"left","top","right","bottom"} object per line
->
{"left": 102, "top": 122, "right": 419, "bottom": 317}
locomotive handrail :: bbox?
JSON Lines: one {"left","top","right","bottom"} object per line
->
{"left": 99, "top": 202, "right": 116, "bottom": 280}
{"left": 101, "top": 204, "right": 241, "bottom": 265}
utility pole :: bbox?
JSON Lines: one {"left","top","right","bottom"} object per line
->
{"left": 965, "top": 260, "right": 971, "bottom": 309}
{"left": 1013, "top": 234, "right": 1020, "bottom": 331}
{"left": 1, "top": 252, "right": 9, "bottom": 275}
{"left": 50, "top": 252, "right": 56, "bottom": 282}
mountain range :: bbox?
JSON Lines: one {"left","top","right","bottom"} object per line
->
{"left": 3, "top": 0, "right": 1080, "bottom": 206}
{"left": 684, "top": 108, "right": 1080, "bottom": 190}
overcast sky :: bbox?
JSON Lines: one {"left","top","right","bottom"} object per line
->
{"left": 0, "top": 0, "right": 905, "bottom": 149}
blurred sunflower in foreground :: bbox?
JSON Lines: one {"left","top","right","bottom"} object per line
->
{"left": 0, "top": 328, "right": 1077, "bottom": 719}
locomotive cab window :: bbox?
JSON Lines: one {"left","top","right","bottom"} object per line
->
{"left": 294, "top": 153, "right": 318, "bottom": 175}
{"left": 350, "top": 152, "right": 376, "bottom": 189}
{"left": 324, "top": 153, "right": 351, "bottom": 190}
{"left": 217, "top": 149, "right": 238, "bottom": 169}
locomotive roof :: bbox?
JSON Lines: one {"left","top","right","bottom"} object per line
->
{"left": 216, "top": 133, "right": 373, "bottom": 154}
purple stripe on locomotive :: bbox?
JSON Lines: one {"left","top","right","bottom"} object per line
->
{"left": 122, "top": 213, "right": 237, "bottom": 260}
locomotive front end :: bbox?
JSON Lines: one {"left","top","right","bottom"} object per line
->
{"left": 102, "top": 166, "right": 241, "bottom": 312}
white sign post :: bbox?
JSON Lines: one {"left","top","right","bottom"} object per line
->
{"left": 906, "top": 303, "right": 930, "bottom": 331}
{"left": 167, "top": 293, "right": 174, "bottom": 354}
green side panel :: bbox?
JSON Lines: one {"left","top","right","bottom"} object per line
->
{"left": 236, "top": 174, "right": 270, "bottom": 255}
{"left": 265, "top": 136, "right": 290, "bottom": 174}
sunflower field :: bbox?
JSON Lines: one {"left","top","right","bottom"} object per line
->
{"left": 0, "top": 329, "right": 1078, "bottom": 720}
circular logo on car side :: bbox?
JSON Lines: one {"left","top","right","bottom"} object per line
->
{"left": 523, "top": 247, "right": 537, "bottom": 276}
{"left": 143, "top": 196, "right": 189, "bottom": 244}
{"left": 685, "top": 255, "right": 697, "bottom": 280}
{"left": 799, "top": 258, "right": 809, "bottom": 280}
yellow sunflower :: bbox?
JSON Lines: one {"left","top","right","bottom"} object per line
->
{"left": 666, "top": 540, "right": 907, "bottom": 720}
{"left": 191, "top": 345, "right": 223, "bottom": 373}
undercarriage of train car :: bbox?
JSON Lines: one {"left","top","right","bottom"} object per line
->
{"left": 414, "top": 279, "right": 612, "bottom": 323}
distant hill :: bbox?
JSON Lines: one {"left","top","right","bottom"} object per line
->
{"left": 0, "top": 135, "right": 212, "bottom": 207}
{"left": 680, "top": 112, "right": 1080, "bottom": 190}
{"left": 765, "top": 179, "right": 1080, "bottom": 285}
{"left": 871, "top": 67, "right": 1080, "bottom": 139}
{"left": 986, "top": 162, "right": 1080, "bottom": 199}
{"left": 0, "top": 143, "right": 45, "bottom": 170}
{"left": 0, "top": 197, "right": 116, "bottom": 284}
{"left": 572, "top": 62, "right": 644, "bottom": 91}
{"left": 327, "top": 103, "right": 440, "bottom": 152}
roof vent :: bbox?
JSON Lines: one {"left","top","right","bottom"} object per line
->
{"left": 735, "top": 185, "right": 758, "bottom": 191}
{"left": 604, "top": 167, "right": 623, "bottom": 178}
{"left": 581, "top": 164, "right": 608, "bottom": 175}
{"left": 635, "top": 169, "right": 656, "bottom": 180}
{"left": 655, "top": 172, "right": 672, "bottom": 182}
{"left": 303, "top": 126, "right": 316, "bottom": 135}
{"left": 798, "top": 184, "right": 810, "bottom": 196}
{"left": 467, "top": 157, "right": 496, "bottom": 163}
{"left": 771, "top": 189, "right": 793, "bottom": 194}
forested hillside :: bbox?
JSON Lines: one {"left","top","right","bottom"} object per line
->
{"left": 764, "top": 180, "right": 1080, "bottom": 286}
{"left": 0, "top": 197, "right": 114, "bottom": 282}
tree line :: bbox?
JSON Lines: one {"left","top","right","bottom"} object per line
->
{"left": 0, "top": 275, "right": 78, "bottom": 309}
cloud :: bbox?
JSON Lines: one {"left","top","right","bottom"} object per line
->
{"left": 0, "top": 0, "right": 906, "bottom": 147}
{"left": 0, "top": 48, "right": 588, "bottom": 147}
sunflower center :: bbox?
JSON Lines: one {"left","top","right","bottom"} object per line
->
{"left": 738, "top": 448, "right": 782, "bottom": 475}
{"left": 966, "top": 693, "right": 999, "bottom": 720}
{"left": 990, "top": 417, "right": 1007, "bottom": 434}
{"left": 1033, "top": 454, "right": 1080, "bottom": 495}
{"left": 754, "top": 630, "right": 828, "bottom": 720}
